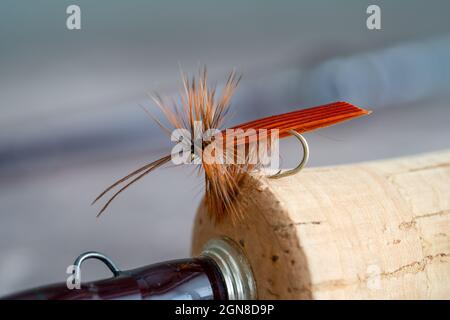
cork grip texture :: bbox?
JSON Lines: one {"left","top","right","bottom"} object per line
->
{"left": 191, "top": 150, "right": 450, "bottom": 299}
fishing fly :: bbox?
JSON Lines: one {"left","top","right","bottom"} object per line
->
{"left": 92, "top": 68, "right": 370, "bottom": 222}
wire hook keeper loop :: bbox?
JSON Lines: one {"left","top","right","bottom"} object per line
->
{"left": 268, "top": 129, "right": 310, "bottom": 179}
{"left": 74, "top": 251, "right": 122, "bottom": 277}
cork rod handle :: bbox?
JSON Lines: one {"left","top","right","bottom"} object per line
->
{"left": 192, "top": 150, "right": 450, "bottom": 299}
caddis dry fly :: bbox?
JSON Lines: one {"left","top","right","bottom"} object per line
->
{"left": 93, "top": 68, "right": 370, "bottom": 222}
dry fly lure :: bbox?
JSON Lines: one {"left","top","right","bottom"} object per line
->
{"left": 92, "top": 68, "right": 370, "bottom": 222}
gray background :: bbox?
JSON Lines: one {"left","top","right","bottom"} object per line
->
{"left": 1, "top": 0, "right": 449, "bottom": 295}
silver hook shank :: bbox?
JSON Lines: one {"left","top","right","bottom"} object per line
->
{"left": 268, "top": 129, "right": 309, "bottom": 179}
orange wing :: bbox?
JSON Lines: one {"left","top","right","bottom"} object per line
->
{"left": 230, "top": 101, "right": 370, "bottom": 139}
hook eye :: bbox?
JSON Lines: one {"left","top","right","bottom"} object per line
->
{"left": 74, "top": 251, "right": 121, "bottom": 277}
{"left": 268, "top": 129, "right": 309, "bottom": 179}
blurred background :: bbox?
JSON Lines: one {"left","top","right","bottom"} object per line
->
{"left": 1, "top": 0, "right": 450, "bottom": 295}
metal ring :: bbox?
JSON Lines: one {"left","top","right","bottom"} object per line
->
{"left": 74, "top": 251, "right": 121, "bottom": 277}
{"left": 268, "top": 129, "right": 309, "bottom": 179}
{"left": 202, "top": 237, "right": 257, "bottom": 300}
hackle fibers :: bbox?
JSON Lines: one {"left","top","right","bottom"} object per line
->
{"left": 93, "top": 69, "right": 251, "bottom": 222}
